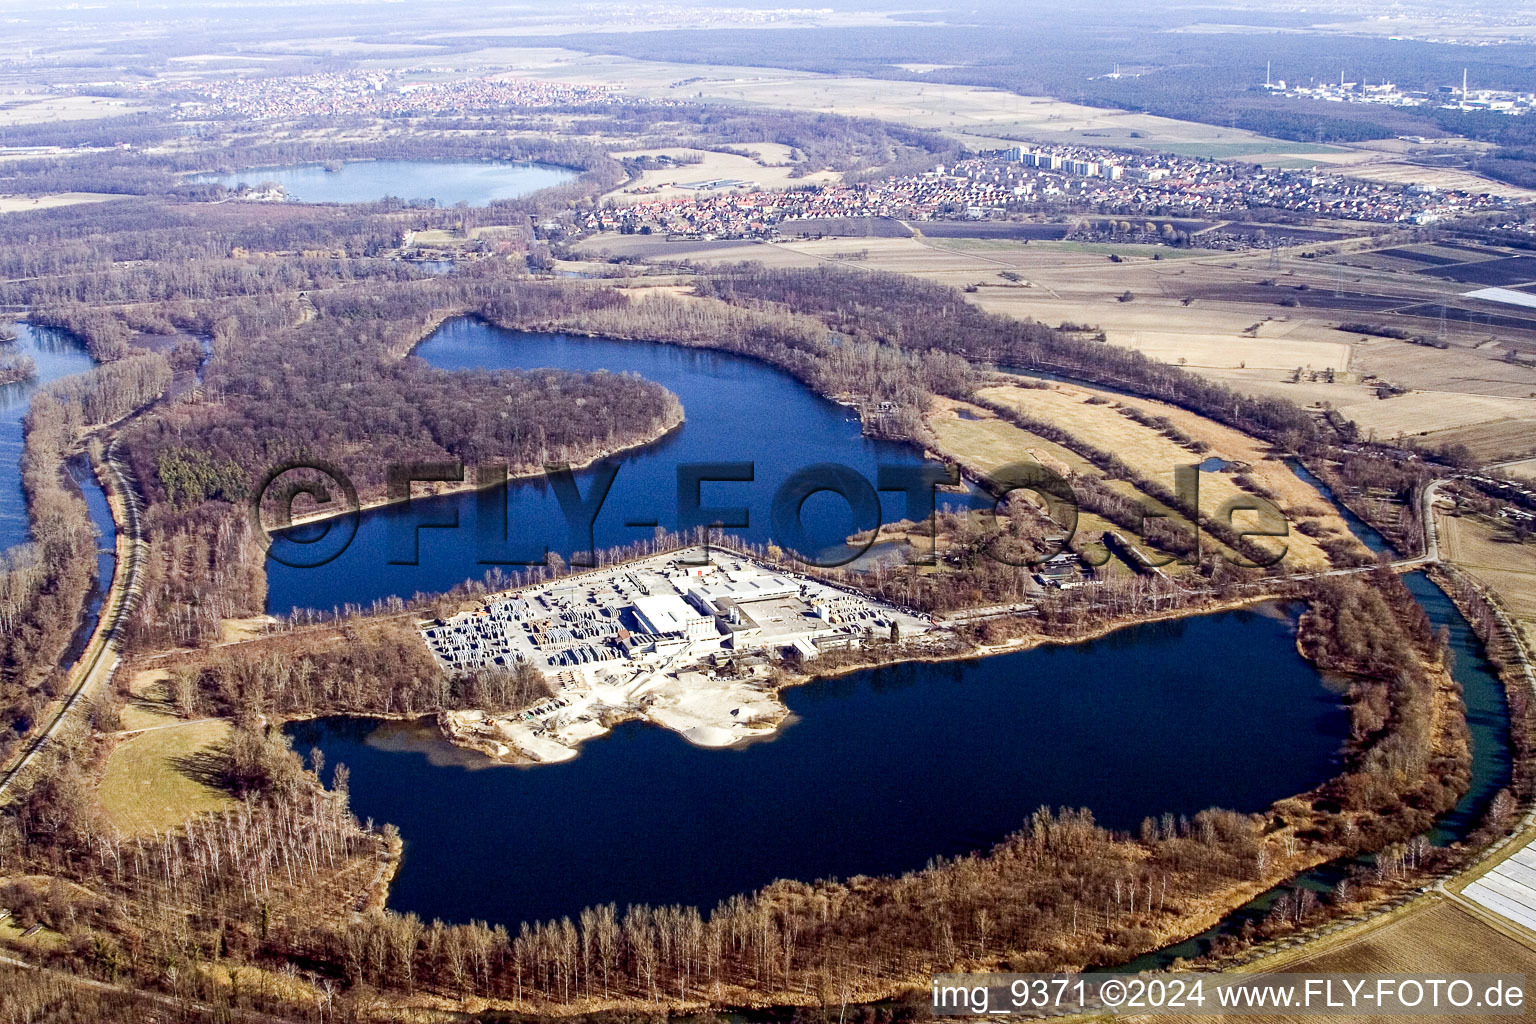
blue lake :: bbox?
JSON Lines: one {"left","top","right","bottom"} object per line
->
{"left": 1120, "top": 571, "right": 1512, "bottom": 970}
{"left": 266, "top": 319, "right": 978, "bottom": 616}
{"left": 272, "top": 318, "right": 1510, "bottom": 947}
{"left": 290, "top": 601, "right": 1348, "bottom": 927}
{"left": 188, "top": 160, "right": 578, "bottom": 205}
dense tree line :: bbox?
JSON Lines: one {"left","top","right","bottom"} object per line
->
{"left": 121, "top": 275, "right": 683, "bottom": 504}
{"left": 1300, "top": 570, "right": 1468, "bottom": 846}
{"left": 0, "top": 352, "right": 36, "bottom": 385}
{"left": 0, "top": 742, "right": 1286, "bottom": 1013}
{"left": 0, "top": 353, "right": 170, "bottom": 762}
{"left": 487, "top": 281, "right": 975, "bottom": 424}
{"left": 164, "top": 621, "right": 550, "bottom": 721}
{"left": 1431, "top": 565, "right": 1533, "bottom": 840}
{"left": 0, "top": 202, "right": 476, "bottom": 287}
{"left": 0, "top": 964, "right": 238, "bottom": 1024}
{"left": 311, "top": 805, "right": 1276, "bottom": 1009}
{"left": 694, "top": 266, "right": 1325, "bottom": 447}
{"left": 0, "top": 733, "right": 385, "bottom": 1020}
{"left": 559, "top": 20, "right": 1536, "bottom": 145}
{"left": 1315, "top": 453, "right": 1433, "bottom": 557}
{"left": 126, "top": 500, "right": 267, "bottom": 650}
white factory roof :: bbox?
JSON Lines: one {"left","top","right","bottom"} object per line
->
{"left": 686, "top": 574, "right": 797, "bottom": 605}
{"left": 632, "top": 594, "right": 705, "bottom": 633}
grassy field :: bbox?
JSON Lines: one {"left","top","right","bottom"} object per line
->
{"left": 928, "top": 397, "right": 1101, "bottom": 479}
{"left": 1016, "top": 239, "right": 1210, "bottom": 260}
{"left": 960, "top": 242, "right": 1536, "bottom": 460}
{"left": 1497, "top": 456, "right": 1536, "bottom": 482}
{"left": 98, "top": 719, "right": 234, "bottom": 836}
{"left": 481, "top": 48, "right": 1346, "bottom": 160}
{"left": 0, "top": 913, "right": 64, "bottom": 953}
{"left": 1054, "top": 378, "right": 1358, "bottom": 534}
{"left": 925, "top": 399, "right": 1151, "bottom": 572}
{"left": 977, "top": 382, "right": 1346, "bottom": 569}
{"left": 1133, "top": 899, "right": 1536, "bottom": 1024}
{"left": 1338, "top": 160, "right": 1536, "bottom": 201}
{"left": 1155, "top": 141, "right": 1347, "bottom": 160}
{"left": 0, "top": 192, "right": 123, "bottom": 214}
{"left": 119, "top": 667, "right": 182, "bottom": 731}
{"left": 605, "top": 148, "right": 840, "bottom": 205}
{"left": 0, "top": 93, "right": 144, "bottom": 125}
{"left": 1436, "top": 510, "right": 1536, "bottom": 651}
{"left": 926, "top": 378, "right": 1353, "bottom": 570}
{"left": 1414, "top": 413, "right": 1536, "bottom": 462}
{"left": 585, "top": 200, "right": 1536, "bottom": 463}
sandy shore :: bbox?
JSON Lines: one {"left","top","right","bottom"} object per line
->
{"left": 440, "top": 667, "right": 789, "bottom": 765}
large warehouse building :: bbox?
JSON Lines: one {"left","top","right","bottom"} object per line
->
{"left": 632, "top": 594, "right": 717, "bottom": 641}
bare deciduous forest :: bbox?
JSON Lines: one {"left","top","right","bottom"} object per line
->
{"left": 0, "top": 14, "right": 1523, "bottom": 1018}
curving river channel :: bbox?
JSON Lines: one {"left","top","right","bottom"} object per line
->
{"left": 0, "top": 324, "right": 117, "bottom": 677}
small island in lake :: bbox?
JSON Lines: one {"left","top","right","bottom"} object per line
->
{"left": 0, "top": 353, "right": 37, "bottom": 385}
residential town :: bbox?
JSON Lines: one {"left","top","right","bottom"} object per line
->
{"left": 589, "top": 144, "right": 1512, "bottom": 239}
{"left": 154, "top": 70, "right": 628, "bottom": 120}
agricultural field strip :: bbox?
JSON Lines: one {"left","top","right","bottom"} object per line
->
{"left": 1461, "top": 847, "right": 1536, "bottom": 936}
{"left": 932, "top": 385, "right": 1343, "bottom": 569}
{"left": 1464, "top": 287, "right": 1536, "bottom": 310}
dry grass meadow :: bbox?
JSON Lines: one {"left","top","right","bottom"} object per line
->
{"left": 926, "top": 376, "right": 1357, "bottom": 570}
{"left": 478, "top": 48, "right": 1354, "bottom": 160}
{"left": 0, "top": 91, "right": 144, "bottom": 125}
{"left": 1132, "top": 899, "right": 1536, "bottom": 1024}
{"left": 1436, "top": 511, "right": 1536, "bottom": 652}
{"left": 606, "top": 147, "right": 841, "bottom": 204}
{"left": 1497, "top": 456, "right": 1536, "bottom": 482}
{"left": 0, "top": 192, "right": 123, "bottom": 214}
{"left": 98, "top": 718, "right": 235, "bottom": 836}
{"left": 581, "top": 231, "right": 1536, "bottom": 461}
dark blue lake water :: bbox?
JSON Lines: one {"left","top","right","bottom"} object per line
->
{"left": 188, "top": 160, "right": 577, "bottom": 206}
{"left": 289, "top": 602, "right": 1348, "bottom": 927}
{"left": 0, "top": 324, "right": 95, "bottom": 551}
{"left": 57, "top": 455, "right": 117, "bottom": 665}
{"left": 265, "top": 319, "right": 976, "bottom": 615}
{"left": 272, "top": 318, "right": 1508, "bottom": 947}
{"left": 1121, "top": 571, "right": 1512, "bottom": 970}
